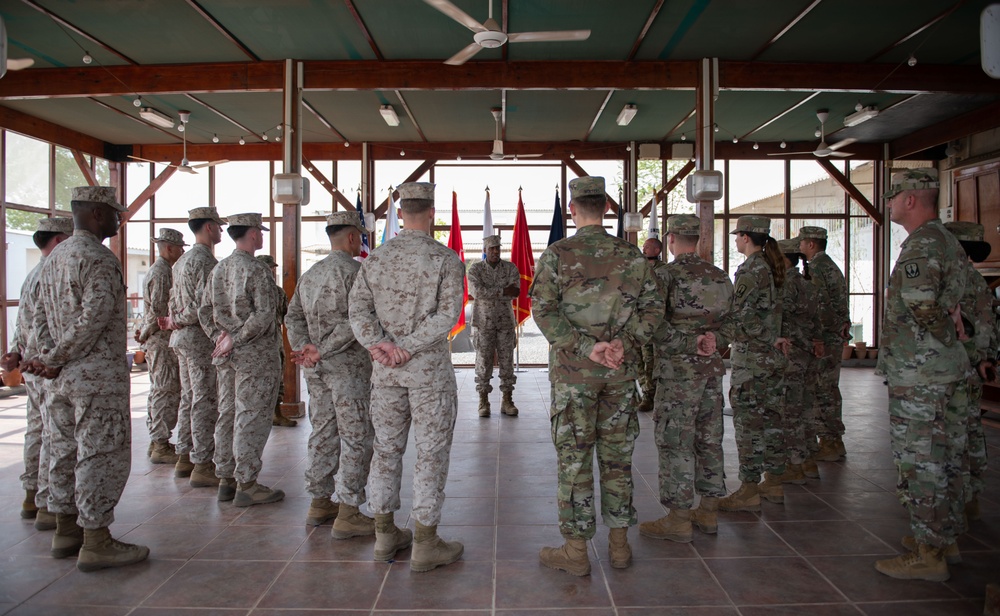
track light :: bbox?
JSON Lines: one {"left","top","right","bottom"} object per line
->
{"left": 380, "top": 105, "right": 401, "bottom": 127}
{"left": 615, "top": 104, "right": 638, "bottom": 126}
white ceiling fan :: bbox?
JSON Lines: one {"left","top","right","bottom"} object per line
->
{"left": 487, "top": 108, "right": 541, "bottom": 161}
{"left": 424, "top": 0, "right": 591, "bottom": 66}
{"left": 0, "top": 16, "right": 35, "bottom": 79}
{"left": 128, "top": 110, "right": 228, "bottom": 174}
{"left": 769, "top": 110, "right": 857, "bottom": 158}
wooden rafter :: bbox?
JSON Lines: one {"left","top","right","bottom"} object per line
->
{"left": 865, "top": 0, "right": 967, "bottom": 62}
{"left": 750, "top": 0, "right": 823, "bottom": 60}
{"left": 721, "top": 61, "right": 999, "bottom": 94}
{"left": 0, "top": 105, "right": 105, "bottom": 158}
{"left": 564, "top": 158, "right": 621, "bottom": 214}
{"left": 394, "top": 91, "right": 426, "bottom": 141}
{"left": 663, "top": 108, "right": 695, "bottom": 140}
{"left": 584, "top": 90, "right": 614, "bottom": 141}
{"left": 889, "top": 100, "right": 1000, "bottom": 159}
{"left": 302, "top": 98, "right": 347, "bottom": 142}
{"left": 302, "top": 158, "right": 355, "bottom": 211}
{"left": 373, "top": 159, "right": 436, "bottom": 218}
{"left": 626, "top": 0, "right": 665, "bottom": 61}
{"left": 185, "top": 0, "right": 259, "bottom": 61}
{"left": 71, "top": 150, "right": 99, "bottom": 186}
{"left": 639, "top": 160, "right": 695, "bottom": 216}
{"left": 87, "top": 98, "right": 181, "bottom": 141}
{"left": 125, "top": 165, "right": 178, "bottom": 222}
{"left": 19, "top": 0, "right": 138, "bottom": 65}
{"left": 816, "top": 159, "right": 881, "bottom": 225}
{"left": 343, "top": 0, "right": 384, "bottom": 61}
{"left": 739, "top": 91, "right": 821, "bottom": 141}
{"left": 185, "top": 93, "right": 262, "bottom": 141}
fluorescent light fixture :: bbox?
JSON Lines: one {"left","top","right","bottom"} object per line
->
{"left": 139, "top": 107, "right": 175, "bottom": 129}
{"left": 379, "top": 105, "right": 400, "bottom": 127}
{"left": 616, "top": 104, "right": 638, "bottom": 126}
{"left": 843, "top": 105, "right": 879, "bottom": 127}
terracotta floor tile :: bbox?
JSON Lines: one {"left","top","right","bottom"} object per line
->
{"left": 375, "top": 560, "right": 494, "bottom": 610}
{"left": 193, "top": 524, "right": 312, "bottom": 561}
{"left": 603, "top": 559, "right": 730, "bottom": 607}
{"left": 7, "top": 606, "right": 131, "bottom": 616}
{"left": 292, "top": 524, "right": 380, "bottom": 561}
{"left": 616, "top": 609, "right": 738, "bottom": 616}
{"left": 142, "top": 560, "right": 285, "bottom": 609}
{"left": 147, "top": 495, "right": 247, "bottom": 526}
{"left": 24, "top": 558, "right": 183, "bottom": 607}
{"left": 691, "top": 521, "right": 795, "bottom": 559}
{"left": 132, "top": 609, "right": 248, "bottom": 616}
{"left": 705, "top": 556, "right": 843, "bottom": 605}
{"left": 494, "top": 560, "right": 612, "bottom": 609}
{"left": 120, "top": 523, "right": 228, "bottom": 560}
{"left": 0, "top": 554, "right": 75, "bottom": 603}
{"left": 255, "top": 560, "right": 386, "bottom": 609}
{"left": 438, "top": 497, "right": 497, "bottom": 526}
{"left": 809, "top": 555, "right": 962, "bottom": 602}
{"left": 757, "top": 492, "right": 848, "bottom": 522}
{"left": 858, "top": 599, "right": 984, "bottom": 615}
{"left": 738, "top": 606, "right": 863, "bottom": 616}
{"left": 767, "top": 520, "right": 893, "bottom": 556}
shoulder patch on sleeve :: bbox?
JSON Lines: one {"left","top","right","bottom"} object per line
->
{"left": 904, "top": 262, "right": 920, "bottom": 279}
{"left": 735, "top": 283, "right": 748, "bottom": 299}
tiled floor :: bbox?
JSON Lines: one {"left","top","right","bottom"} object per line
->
{"left": 0, "top": 367, "right": 996, "bottom": 615}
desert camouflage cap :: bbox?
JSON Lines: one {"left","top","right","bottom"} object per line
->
{"left": 777, "top": 238, "right": 801, "bottom": 254}
{"left": 397, "top": 182, "right": 435, "bottom": 201}
{"left": 883, "top": 167, "right": 939, "bottom": 200}
{"left": 256, "top": 254, "right": 277, "bottom": 268}
{"left": 483, "top": 234, "right": 501, "bottom": 248}
{"left": 71, "top": 186, "right": 126, "bottom": 212}
{"left": 730, "top": 215, "right": 771, "bottom": 235}
{"left": 227, "top": 212, "right": 269, "bottom": 231}
{"left": 666, "top": 214, "right": 701, "bottom": 236}
{"left": 569, "top": 176, "right": 606, "bottom": 200}
{"left": 797, "top": 226, "right": 828, "bottom": 241}
{"left": 151, "top": 228, "right": 187, "bottom": 246}
{"left": 188, "top": 207, "right": 227, "bottom": 225}
{"left": 325, "top": 211, "right": 365, "bottom": 231}
{"left": 37, "top": 217, "right": 75, "bottom": 234}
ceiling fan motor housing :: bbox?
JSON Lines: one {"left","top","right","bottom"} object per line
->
{"left": 474, "top": 30, "right": 508, "bottom": 48}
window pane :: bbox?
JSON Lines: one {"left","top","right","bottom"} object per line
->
{"left": 848, "top": 161, "right": 875, "bottom": 217}
{"left": 713, "top": 218, "right": 725, "bottom": 272}
{"left": 5, "top": 132, "right": 50, "bottom": 208}
{"left": 215, "top": 161, "right": 270, "bottom": 216}
{"left": 95, "top": 158, "right": 111, "bottom": 186}
{"left": 301, "top": 220, "right": 331, "bottom": 272}
{"left": 125, "top": 221, "right": 154, "bottom": 309}
{"left": 126, "top": 162, "right": 152, "bottom": 221}
{"left": 849, "top": 217, "right": 875, "bottom": 294}
{"left": 55, "top": 147, "right": 88, "bottom": 211}
{"left": 153, "top": 163, "right": 209, "bottom": 219}
{"left": 850, "top": 294, "right": 874, "bottom": 348}
{"left": 302, "top": 161, "right": 333, "bottom": 217}
{"left": 790, "top": 159, "right": 845, "bottom": 214}
{"left": 5, "top": 210, "right": 46, "bottom": 299}
{"left": 728, "top": 160, "right": 785, "bottom": 215}
{"left": 789, "top": 218, "right": 845, "bottom": 272}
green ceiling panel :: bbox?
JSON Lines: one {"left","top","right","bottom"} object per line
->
{"left": 299, "top": 91, "right": 424, "bottom": 142}
{"left": 3, "top": 98, "right": 172, "bottom": 146}
{"left": 588, "top": 90, "right": 695, "bottom": 142}
{"left": 873, "top": 1, "right": 992, "bottom": 66}
{"left": 360, "top": 0, "right": 501, "bottom": 62}
{"left": 714, "top": 91, "right": 817, "bottom": 141}
{"left": 504, "top": 90, "right": 610, "bottom": 142}
{"left": 1, "top": 2, "right": 130, "bottom": 68}
{"left": 747, "top": 92, "right": 911, "bottom": 143}
{"left": 400, "top": 91, "right": 504, "bottom": 141}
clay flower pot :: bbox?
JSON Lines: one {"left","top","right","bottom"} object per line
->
{"left": 134, "top": 350, "right": 146, "bottom": 364}
{"left": 841, "top": 345, "right": 853, "bottom": 360}
{"left": 2, "top": 368, "right": 22, "bottom": 387}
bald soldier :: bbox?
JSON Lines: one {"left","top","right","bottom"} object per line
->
{"left": 349, "top": 182, "right": 467, "bottom": 571}
{"left": 637, "top": 236, "right": 666, "bottom": 413}
{"left": 468, "top": 234, "right": 520, "bottom": 417}
{"left": 256, "top": 254, "right": 298, "bottom": 428}
{"left": 25, "top": 186, "right": 149, "bottom": 571}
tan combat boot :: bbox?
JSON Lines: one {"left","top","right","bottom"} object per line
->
{"left": 692, "top": 497, "right": 719, "bottom": 534}
{"left": 639, "top": 509, "right": 693, "bottom": 543}
{"left": 500, "top": 391, "right": 519, "bottom": 416}
{"left": 781, "top": 463, "right": 807, "bottom": 485}
{"left": 217, "top": 478, "right": 237, "bottom": 502}
{"left": 478, "top": 392, "right": 490, "bottom": 417}
{"left": 802, "top": 458, "right": 820, "bottom": 478}
{"left": 833, "top": 436, "right": 847, "bottom": 457}
{"left": 331, "top": 504, "right": 375, "bottom": 539}
{"left": 273, "top": 405, "right": 298, "bottom": 427}
{"left": 608, "top": 527, "right": 632, "bottom": 568}
{"left": 901, "top": 536, "right": 961, "bottom": 564}
{"left": 815, "top": 437, "right": 842, "bottom": 462}
{"left": 411, "top": 522, "right": 464, "bottom": 572}
{"left": 76, "top": 527, "right": 149, "bottom": 572}
{"left": 149, "top": 441, "right": 179, "bottom": 465}
{"left": 636, "top": 393, "right": 654, "bottom": 413}
{"left": 189, "top": 462, "right": 218, "bottom": 488}
{"left": 21, "top": 489, "right": 38, "bottom": 519}
{"left": 233, "top": 481, "right": 285, "bottom": 507}
{"left": 34, "top": 507, "right": 56, "bottom": 531}
{"left": 306, "top": 497, "right": 339, "bottom": 526}
{"left": 759, "top": 472, "right": 785, "bottom": 504}
{"left": 51, "top": 513, "right": 83, "bottom": 559}
{"left": 719, "top": 482, "right": 761, "bottom": 512}
{"left": 539, "top": 537, "right": 591, "bottom": 576}
{"left": 966, "top": 496, "right": 981, "bottom": 521}
{"left": 875, "top": 542, "right": 949, "bottom": 582}
{"left": 174, "top": 452, "right": 194, "bottom": 478}
{"left": 373, "top": 512, "right": 412, "bottom": 561}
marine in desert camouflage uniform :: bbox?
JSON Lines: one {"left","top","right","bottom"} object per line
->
{"left": 256, "top": 254, "right": 298, "bottom": 428}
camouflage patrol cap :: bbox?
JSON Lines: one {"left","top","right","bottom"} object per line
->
{"left": 730, "top": 215, "right": 771, "bottom": 235}
{"left": 797, "top": 226, "right": 827, "bottom": 241}
{"left": 397, "top": 182, "right": 435, "bottom": 201}
{"left": 37, "top": 217, "right": 74, "bottom": 234}
{"left": 256, "top": 254, "right": 278, "bottom": 268}
{"left": 883, "top": 167, "right": 939, "bottom": 200}
{"left": 227, "top": 212, "right": 269, "bottom": 231}
{"left": 777, "top": 238, "right": 801, "bottom": 254}
{"left": 151, "top": 228, "right": 187, "bottom": 246}
{"left": 71, "top": 186, "right": 126, "bottom": 212}
{"left": 483, "top": 234, "right": 501, "bottom": 248}
{"left": 188, "top": 207, "right": 227, "bottom": 225}
{"left": 325, "top": 211, "right": 364, "bottom": 231}
{"left": 665, "top": 214, "right": 700, "bottom": 236}
{"left": 945, "top": 221, "right": 992, "bottom": 262}
{"left": 569, "top": 176, "right": 606, "bottom": 200}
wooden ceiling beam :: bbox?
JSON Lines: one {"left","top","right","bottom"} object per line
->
{"left": 343, "top": 0, "right": 384, "bottom": 61}
{"left": 394, "top": 91, "right": 427, "bottom": 141}
{"left": 750, "top": 0, "right": 822, "bottom": 60}
{"left": 19, "top": 0, "right": 138, "bottom": 65}
{"left": 626, "top": 0, "right": 665, "bottom": 61}
{"left": 71, "top": 150, "right": 99, "bottom": 186}
{"left": 302, "top": 98, "right": 347, "bottom": 142}
{"left": 721, "top": 61, "right": 1000, "bottom": 94}
{"left": 0, "top": 104, "right": 106, "bottom": 158}
{"left": 185, "top": 0, "right": 259, "bottom": 61}
{"left": 865, "top": 0, "right": 967, "bottom": 63}
{"left": 816, "top": 158, "right": 882, "bottom": 225}
{"left": 889, "top": 100, "right": 1000, "bottom": 159}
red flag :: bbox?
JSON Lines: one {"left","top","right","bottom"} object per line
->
{"left": 447, "top": 191, "right": 468, "bottom": 340}
{"left": 511, "top": 188, "right": 534, "bottom": 326}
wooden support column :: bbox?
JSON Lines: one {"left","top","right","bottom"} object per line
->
{"left": 108, "top": 162, "right": 128, "bottom": 265}
{"left": 280, "top": 59, "right": 304, "bottom": 417}
{"left": 695, "top": 58, "right": 718, "bottom": 261}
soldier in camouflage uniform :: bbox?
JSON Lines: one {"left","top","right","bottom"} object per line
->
{"left": 875, "top": 168, "right": 970, "bottom": 582}
{"left": 257, "top": 254, "right": 297, "bottom": 428}
{"left": 136, "top": 228, "right": 186, "bottom": 465}
{"left": 530, "top": 176, "right": 663, "bottom": 576}
{"left": 162, "top": 207, "right": 225, "bottom": 483}
{"left": 286, "top": 211, "right": 375, "bottom": 537}
{"left": 637, "top": 237, "right": 666, "bottom": 413}
{"left": 717, "top": 215, "right": 789, "bottom": 512}
{"left": 200, "top": 213, "right": 284, "bottom": 507}
{"left": 798, "top": 226, "right": 851, "bottom": 463}
{"left": 1, "top": 216, "right": 73, "bottom": 529}
{"left": 349, "top": 182, "right": 467, "bottom": 571}
{"left": 638, "top": 215, "right": 732, "bottom": 544}
{"left": 468, "top": 234, "right": 520, "bottom": 417}
{"left": 25, "top": 187, "right": 148, "bottom": 571}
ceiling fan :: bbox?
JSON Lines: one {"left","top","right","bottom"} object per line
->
{"left": 769, "top": 110, "right": 856, "bottom": 158}
{"left": 487, "top": 108, "right": 540, "bottom": 161}
{"left": 424, "top": 0, "right": 591, "bottom": 66}
{"left": 129, "top": 110, "right": 228, "bottom": 174}
{"left": 0, "top": 16, "right": 35, "bottom": 79}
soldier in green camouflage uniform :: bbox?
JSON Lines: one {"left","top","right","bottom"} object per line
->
{"left": 638, "top": 215, "right": 732, "bottom": 544}
{"left": 637, "top": 237, "right": 666, "bottom": 413}
{"left": 530, "top": 176, "right": 663, "bottom": 576}
{"left": 257, "top": 255, "right": 297, "bottom": 428}
{"left": 943, "top": 221, "right": 997, "bottom": 521}
{"left": 875, "top": 168, "right": 970, "bottom": 582}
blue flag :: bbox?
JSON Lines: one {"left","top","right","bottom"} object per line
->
{"left": 356, "top": 194, "right": 369, "bottom": 258}
{"left": 547, "top": 190, "right": 564, "bottom": 246}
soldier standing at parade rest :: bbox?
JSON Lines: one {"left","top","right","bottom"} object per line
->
{"left": 349, "top": 181, "right": 467, "bottom": 572}
{"left": 874, "top": 168, "right": 970, "bottom": 582}
{"left": 637, "top": 237, "right": 667, "bottom": 413}
{"left": 286, "top": 211, "right": 375, "bottom": 536}
{"left": 639, "top": 214, "right": 732, "bottom": 543}
{"left": 24, "top": 186, "right": 149, "bottom": 572}
{"left": 530, "top": 176, "right": 663, "bottom": 576}
{"left": 468, "top": 234, "right": 521, "bottom": 417}
{"left": 2, "top": 216, "right": 73, "bottom": 528}
{"left": 256, "top": 254, "right": 298, "bottom": 428}
{"left": 136, "top": 229, "right": 186, "bottom": 465}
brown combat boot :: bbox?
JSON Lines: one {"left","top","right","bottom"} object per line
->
{"left": 639, "top": 509, "right": 693, "bottom": 543}
{"left": 875, "top": 542, "right": 949, "bottom": 582}
{"left": 331, "top": 504, "right": 375, "bottom": 539}
{"left": 233, "top": 481, "right": 285, "bottom": 507}
{"left": 501, "top": 391, "right": 519, "bottom": 416}
{"left": 373, "top": 513, "right": 412, "bottom": 561}
{"left": 539, "top": 537, "right": 591, "bottom": 576}
{"left": 34, "top": 507, "right": 56, "bottom": 531}
{"left": 608, "top": 527, "right": 632, "bottom": 568}
{"left": 901, "top": 536, "right": 961, "bottom": 564}
{"left": 636, "top": 393, "right": 654, "bottom": 413}
{"left": 759, "top": 472, "right": 785, "bottom": 504}
{"left": 815, "top": 437, "right": 842, "bottom": 462}
{"left": 719, "top": 482, "right": 761, "bottom": 512}
{"left": 174, "top": 452, "right": 194, "bottom": 478}
{"left": 189, "top": 462, "right": 219, "bottom": 488}
{"left": 21, "top": 489, "right": 38, "bottom": 519}
{"left": 76, "top": 527, "right": 149, "bottom": 572}
{"left": 273, "top": 406, "right": 298, "bottom": 427}
{"left": 478, "top": 392, "right": 490, "bottom": 417}
{"left": 781, "top": 463, "right": 808, "bottom": 485}
{"left": 411, "top": 522, "right": 464, "bottom": 572}
{"left": 306, "top": 497, "right": 339, "bottom": 526}
{"left": 833, "top": 436, "right": 847, "bottom": 457}
{"left": 51, "top": 513, "right": 83, "bottom": 559}
{"left": 149, "top": 441, "right": 179, "bottom": 464}
{"left": 802, "top": 458, "right": 820, "bottom": 478}
{"left": 692, "top": 497, "right": 719, "bottom": 534}
{"left": 217, "top": 478, "right": 237, "bottom": 502}
{"left": 966, "top": 496, "right": 981, "bottom": 521}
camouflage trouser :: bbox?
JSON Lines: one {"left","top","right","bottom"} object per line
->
{"left": 21, "top": 374, "right": 44, "bottom": 493}
{"left": 888, "top": 380, "right": 969, "bottom": 547}
{"left": 812, "top": 346, "right": 844, "bottom": 438}
{"left": 174, "top": 346, "right": 218, "bottom": 464}
{"left": 46, "top": 387, "right": 131, "bottom": 529}
{"left": 275, "top": 343, "right": 285, "bottom": 412}
{"left": 474, "top": 327, "right": 516, "bottom": 394}
{"left": 653, "top": 375, "right": 726, "bottom": 510}
{"left": 214, "top": 349, "right": 281, "bottom": 484}
{"left": 782, "top": 349, "right": 812, "bottom": 465}
{"left": 730, "top": 362, "right": 786, "bottom": 483}
{"left": 964, "top": 374, "right": 988, "bottom": 502}
{"left": 145, "top": 336, "right": 180, "bottom": 444}
{"left": 639, "top": 344, "right": 657, "bottom": 401}
{"left": 304, "top": 369, "right": 375, "bottom": 506}
{"left": 368, "top": 384, "right": 458, "bottom": 526}
{"left": 550, "top": 380, "right": 639, "bottom": 539}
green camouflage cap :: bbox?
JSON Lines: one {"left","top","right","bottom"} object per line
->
{"left": 256, "top": 254, "right": 277, "bottom": 268}
{"left": 227, "top": 212, "right": 269, "bottom": 231}
{"left": 569, "top": 176, "right": 606, "bottom": 200}
{"left": 945, "top": 221, "right": 992, "bottom": 262}
{"left": 325, "top": 211, "right": 364, "bottom": 231}
{"left": 397, "top": 182, "right": 435, "bottom": 201}
{"left": 730, "top": 215, "right": 771, "bottom": 235}
{"left": 665, "top": 214, "right": 701, "bottom": 236}
{"left": 883, "top": 167, "right": 939, "bottom": 200}
{"left": 36, "top": 217, "right": 74, "bottom": 234}
{"left": 777, "top": 238, "right": 801, "bottom": 254}
{"left": 71, "top": 186, "right": 126, "bottom": 212}
{"left": 188, "top": 207, "right": 227, "bottom": 225}
{"left": 151, "top": 228, "right": 187, "bottom": 246}
{"left": 483, "top": 234, "right": 502, "bottom": 248}
{"left": 797, "top": 226, "right": 827, "bottom": 241}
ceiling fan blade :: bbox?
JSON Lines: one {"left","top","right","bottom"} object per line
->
{"left": 828, "top": 137, "right": 857, "bottom": 152}
{"left": 127, "top": 155, "right": 164, "bottom": 164}
{"left": 177, "top": 166, "right": 198, "bottom": 174}
{"left": 507, "top": 30, "right": 591, "bottom": 43}
{"left": 6, "top": 58, "right": 34, "bottom": 71}
{"left": 829, "top": 151, "right": 854, "bottom": 158}
{"left": 423, "top": 0, "right": 486, "bottom": 33}
{"left": 191, "top": 160, "right": 230, "bottom": 169}
{"left": 767, "top": 151, "right": 814, "bottom": 156}
{"left": 444, "top": 42, "right": 483, "bottom": 66}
